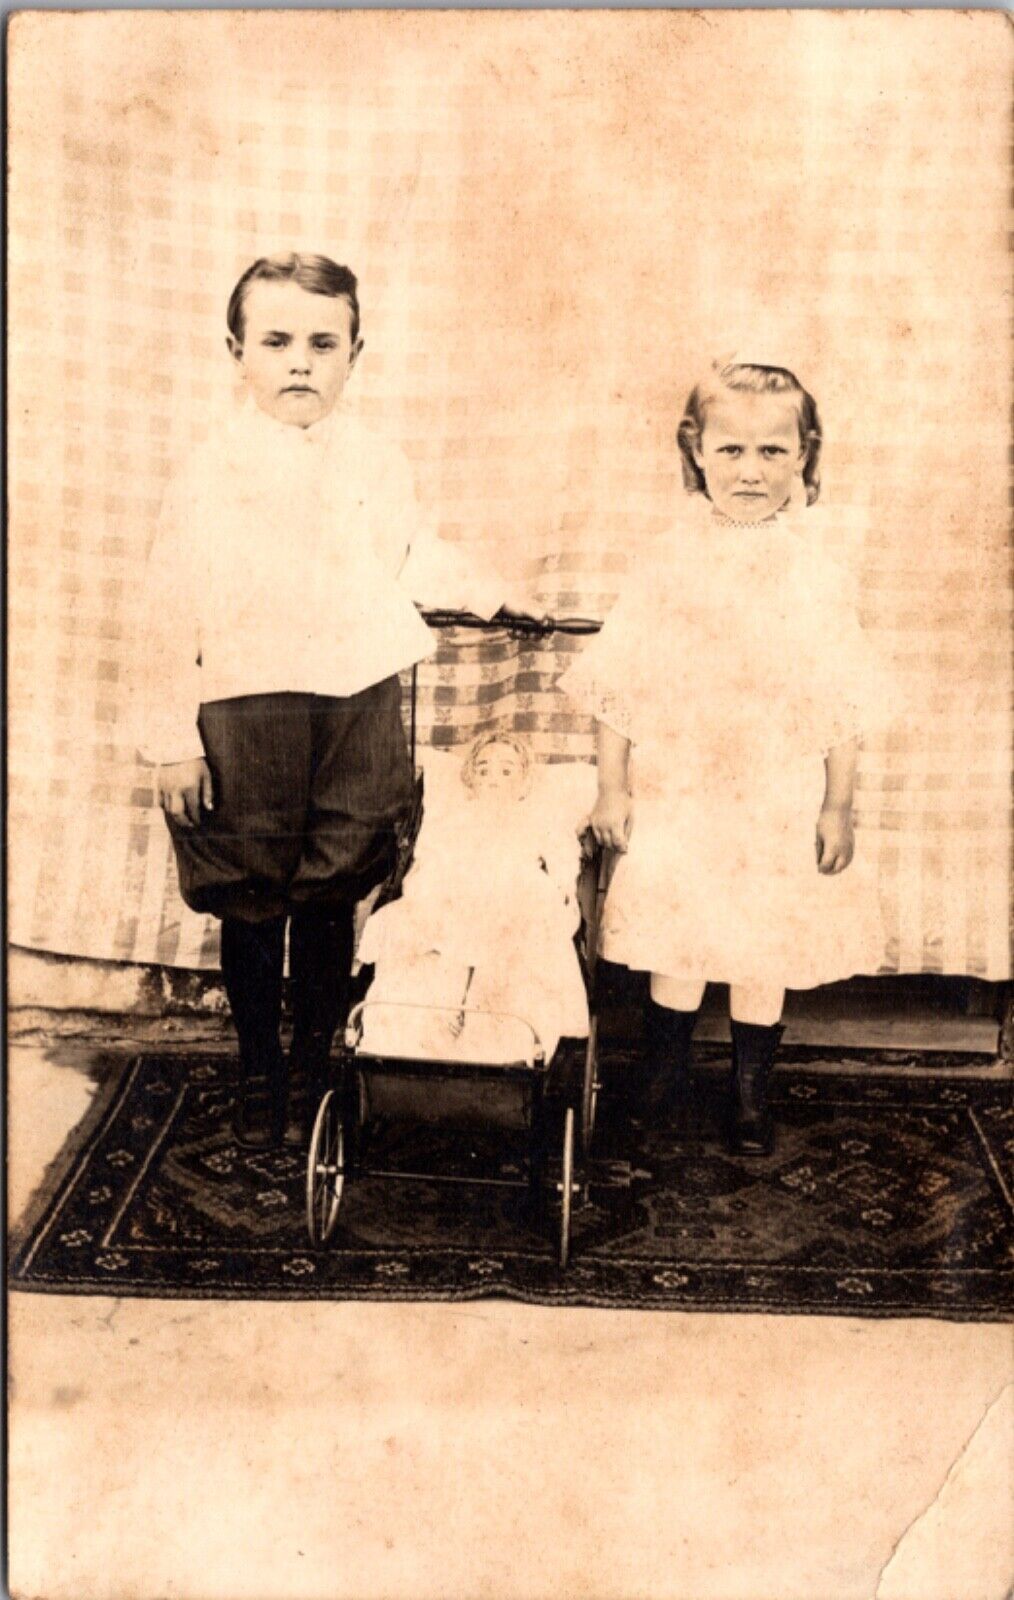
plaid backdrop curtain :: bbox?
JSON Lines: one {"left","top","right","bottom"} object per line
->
{"left": 9, "top": 13, "right": 1011, "bottom": 977}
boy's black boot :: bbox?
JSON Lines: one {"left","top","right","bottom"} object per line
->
{"left": 287, "top": 905, "right": 355, "bottom": 1145}
{"left": 728, "top": 1020, "right": 784, "bottom": 1158}
{"left": 220, "top": 915, "right": 288, "bottom": 1151}
{"left": 642, "top": 999, "right": 699, "bottom": 1128}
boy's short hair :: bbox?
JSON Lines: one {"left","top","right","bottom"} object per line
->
{"left": 227, "top": 253, "right": 361, "bottom": 346}
{"left": 676, "top": 361, "right": 823, "bottom": 506}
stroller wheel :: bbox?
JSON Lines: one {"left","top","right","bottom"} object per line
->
{"left": 558, "top": 1106, "right": 575, "bottom": 1270}
{"left": 306, "top": 1090, "right": 345, "bottom": 1247}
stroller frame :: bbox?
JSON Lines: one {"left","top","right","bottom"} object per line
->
{"left": 305, "top": 607, "right": 605, "bottom": 1269}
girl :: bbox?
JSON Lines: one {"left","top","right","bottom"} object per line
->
{"left": 358, "top": 732, "right": 589, "bottom": 1064}
{"left": 562, "top": 356, "right": 886, "bottom": 1156}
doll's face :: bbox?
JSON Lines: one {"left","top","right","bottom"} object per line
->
{"left": 467, "top": 742, "right": 527, "bottom": 799}
{"left": 693, "top": 389, "right": 805, "bottom": 523}
{"left": 228, "top": 279, "right": 361, "bottom": 428}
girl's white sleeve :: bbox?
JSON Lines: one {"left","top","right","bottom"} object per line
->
{"left": 129, "top": 475, "right": 205, "bottom": 767}
{"left": 802, "top": 550, "right": 899, "bottom": 752}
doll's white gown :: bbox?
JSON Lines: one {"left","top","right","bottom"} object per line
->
{"left": 562, "top": 501, "right": 890, "bottom": 990}
{"left": 357, "top": 787, "right": 589, "bottom": 1063}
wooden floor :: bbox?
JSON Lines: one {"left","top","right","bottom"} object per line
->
{"left": 598, "top": 972, "right": 1006, "bottom": 1056}
{"left": 9, "top": 1035, "right": 1014, "bottom": 1600}
{"left": 699, "top": 991, "right": 1002, "bottom": 1053}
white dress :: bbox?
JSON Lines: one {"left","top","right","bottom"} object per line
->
{"left": 357, "top": 789, "right": 589, "bottom": 1063}
{"left": 561, "top": 501, "right": 890, "bottom": 990}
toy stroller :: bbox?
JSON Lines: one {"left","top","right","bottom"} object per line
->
{"left": 305, "top": 609, "right": 607, "bottom": 1269}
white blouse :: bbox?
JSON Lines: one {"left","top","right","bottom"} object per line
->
{"left": 132, "top": 403, "right": 502, "bottom": 764}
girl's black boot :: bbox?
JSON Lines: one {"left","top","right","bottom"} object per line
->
{"left": 643, "top": 999, "right": 699, "bottom": 1127}
{"left": 220, "top": 915, "right": 288, "bottom": 1150}
{"left": 287, "top": 905, "right": 355, "bottom": 1144}
{"left": 728, "top": 1020, "right": 784, "bottom": 1157}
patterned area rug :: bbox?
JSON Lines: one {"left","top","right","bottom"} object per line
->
{"left": 9, "top": 1047, "right": 1012, "bottom": 1320}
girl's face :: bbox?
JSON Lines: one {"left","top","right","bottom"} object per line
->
{"left": 693, "top": 390, "right": 806, "bottom": 523}
{"left": 228, "top": 279, "right": 362, "bottom": 428}
{"left": 468, "top": 742, "right": 527, "bottom": 799}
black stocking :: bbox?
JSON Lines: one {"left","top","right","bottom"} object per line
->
{"left": 288, "top": 905, "right": 356, "bottom": 1129}
{"left": 219, "top": 915, "right": 287, "bottom": 1146}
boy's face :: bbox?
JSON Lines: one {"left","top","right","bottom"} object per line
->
{"left": 693, "top": 390, "right": 805, "bottom": 523}
{"left": 228, "top": 279, "right": 362, "bottom": 428}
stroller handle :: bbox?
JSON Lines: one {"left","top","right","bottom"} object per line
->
{"left": 420, "top": 607, "right": 602, "bottom": 640}
{"left": 406, "top": 606, "right": 601, "bottom": 771}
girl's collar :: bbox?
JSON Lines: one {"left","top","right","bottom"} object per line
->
{"left": 695, "top": 475, "right": 809, "bottom": 531}
{"left": 708, "top": 506, "right": 786, "bottom": 532}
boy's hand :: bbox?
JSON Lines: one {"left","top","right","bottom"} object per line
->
{"left": 816, "top": 806, "right": 854, "bottom": 874}
{"left": 157, "top": 758, "right": 214, "bottom": 829}
{"left": 590, "top": 788, "right": 633, "bottom": 853}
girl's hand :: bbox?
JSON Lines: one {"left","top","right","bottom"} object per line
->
{"left": 157, "top": 758, "right": 214, "bottom": 829}
{"left": 590, "top": 788, "right": 633, "bottom": 853}
{"left": 816, "top": 806, "right": 854, "bottom": 874}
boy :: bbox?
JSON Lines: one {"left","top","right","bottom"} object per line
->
{"left": 137, "top": 252, "right": 502, "bottom": 1149}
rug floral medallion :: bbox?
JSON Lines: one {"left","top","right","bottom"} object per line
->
{"left": 9, "top": 1046, "right": 1012, "bottom": 1320}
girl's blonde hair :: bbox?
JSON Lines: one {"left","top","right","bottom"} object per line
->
{"left": 460, "top": 730, "right": 533, "bottom": 795}
{"left": 676, "top": 361, "right": 823, "bottom": 506}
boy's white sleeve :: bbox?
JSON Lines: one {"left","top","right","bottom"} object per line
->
{"left": 400, "top": 526, "right": 506, "bottom": 621}
{"left": 381, "top": 441, "right": 505, "bottom": 620}
{"left": 130, "top": 476, "right": 205, "bottom": 767}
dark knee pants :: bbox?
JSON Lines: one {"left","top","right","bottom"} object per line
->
{"left": 167, "top": 680, "right": 412, "bottom": 922}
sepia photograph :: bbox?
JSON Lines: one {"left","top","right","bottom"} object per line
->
{"left": 6, "top": 10, "right": 1012, "bottom": 1599}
